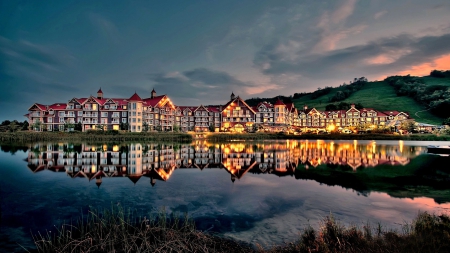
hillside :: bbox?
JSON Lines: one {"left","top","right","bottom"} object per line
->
{"left": 290, "top": 76, "right": 450, "bottom": 125}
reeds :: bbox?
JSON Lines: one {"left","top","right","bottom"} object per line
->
{"left": 29, "top": 209, "right": 450, "bottom": 253}
{"left": 30, "top": 206, "right": 253, "bottom": 253}
{"left": 263, "top": 212, "right": 450, "bottom": 253}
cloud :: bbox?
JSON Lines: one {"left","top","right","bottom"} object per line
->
{"left": 374, "top": 10, "right": 387, "bottom": 20}
{"left": 313, "top": 0, "right": 361, "bottom": 53}
{"left": 88, "top": 13, "right": 120, "bottom": 44}
{"left": 254, "top": 31, "right": 450, "bottom": 82}
{"left": 148, "top": 68, "right": 279, "bottom": 104}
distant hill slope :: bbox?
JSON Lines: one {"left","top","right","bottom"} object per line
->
{"left": 251, "top": 75, "right": 450, "bottom": 125}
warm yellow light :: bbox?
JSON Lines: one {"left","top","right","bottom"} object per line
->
{"left": 113, "top": 145, "right": 119, "bottom": 152}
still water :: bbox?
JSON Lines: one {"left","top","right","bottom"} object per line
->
{"left": 1, "top": 139, "right": 450, "bottom": 251}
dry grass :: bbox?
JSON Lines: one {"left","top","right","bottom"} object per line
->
{"left": 26, "top": 207, "right": 450, "bottom": 253}
{"left": 28, "top": 206, "right": 253, "bottom": 253}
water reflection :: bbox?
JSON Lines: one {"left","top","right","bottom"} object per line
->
{"left": 25, "top": 140, "right": 427, "bottom": 186}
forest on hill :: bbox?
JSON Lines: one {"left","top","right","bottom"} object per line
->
{"left": 245, "top": 70, "right": 450, "bottom": 125}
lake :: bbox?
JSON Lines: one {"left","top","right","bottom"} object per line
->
{"left": 1, "top": 139, "right": 450, "bottom": 251}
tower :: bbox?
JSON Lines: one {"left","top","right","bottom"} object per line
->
{"left": 151, "top": 88, "right": 156, "bottom": 99}
{"left": 230, "top": 92, "right": 235, "bottom": 100}
{"left": 97, "top": 88, "right": 103, "bottom": 99}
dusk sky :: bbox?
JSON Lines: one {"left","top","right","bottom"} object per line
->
{"left": 1, "top": 0, "right": 450, "bottom": 121}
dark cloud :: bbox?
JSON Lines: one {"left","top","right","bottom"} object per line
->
{"left": 148, "top": 68, "right": 256, "bottom": 105}
{"left": 254, "top": 32, "right": 450, "bottom": 80}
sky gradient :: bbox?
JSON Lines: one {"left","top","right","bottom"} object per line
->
{"left": 1, "top": 0, "right": 450, "bottom": 121}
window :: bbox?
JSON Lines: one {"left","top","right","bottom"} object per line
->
{"left": 132, "top": 118, "right": 136, "bottom": 123}
{"left": 122, "top": 118, "right": 127, "bottom": 123}
{"left": 123, "top": 105, "right": 127, "bottom": 109}
{"left": 102, "top": 112, "right": 108, "bottom": 117}
{"left": 105, "top": 105, "right": 109, "bottom": 109}
{"left": 59, "top": 118, "right": 65, "bottom": 123}
{"left": 59, "top": 112, "right": 65, "bottom": 117}
{"left": 132, "top": 103, "right": 136, "bottom": 110}
{"left": 132, "top": 112, "right": 136, "bottom": 116}
{"left": 78, "top": 111, "right": 83, "bottom": 116}
{"left": 76, "top": 105, "right": 81, "bottom": 109}
{"left": 122, "top": 112, "right": 127, "bottom": 117}
{"left": 48, "top": 118, "right": 53, "bottom": 123}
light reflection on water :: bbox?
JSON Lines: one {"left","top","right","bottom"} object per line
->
{"left": 0, "top": 140, "right": 449, "bottom": 250}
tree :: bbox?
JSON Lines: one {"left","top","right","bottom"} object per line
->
{"left": 22, "top": 121, "right": 29, "bottom": 131}
{"left": 74, "top": 122, "right": 82, "bottom": 131}
{"left": 9, "top": 121, "right": 18, "bottom": 132}
{"left": 155, "top": 125, "right": 162, "bottom": 132}
{"left": 120, "top": 122, "right": 129, "bottom": 131}
{"left": 143, "top": 121, "right": 149, "bottom": 132}
{"left": 64, "top": 122, "right": 75, "bottom": 132}
{"left": 443, "top": 117, "right": 450, "bottom": 126}
{"left": 209, "top": 123, "right": 215, "bottom": 132}
{"left": 95, "top": 124, "right": 105, "bottom": 131}
{"left": 325, "top": 104, "right": 338, "bottom": 111}
{"left": 32, "top": 120, "right": 42, "bottom": 131}
{"left": 1, "top": 120, "right": 11, "bottom": 126}
{"left": 173, "top": 124, "right": 180, "bottom": 132}
{"left": 399, "top": 120, "right": 416, "bottom": 133}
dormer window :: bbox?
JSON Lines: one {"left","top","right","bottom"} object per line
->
{"left": 105, "top": 105, "right": 109, "bottom": 109}
{"left": 123, "top": 105, "right": 127, "bottom": 110}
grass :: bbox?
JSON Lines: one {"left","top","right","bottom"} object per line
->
{"left": 0, "top": 131, "right": 193, "bottom": 142}
{"left": 28, "top": 206, "right": 253, "bottom": 253}
{"left": 293, "top": 79, "right": 448, "bottom": 125}
{"left": 207, "top": 132, "right": 450, "bottom": 142}
{"left": 26, "top": 206, "right": 450, "bottom": 253}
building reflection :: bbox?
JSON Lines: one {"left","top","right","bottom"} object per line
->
{"left": 25, "top": 140, "right": 426, "bottom": 186}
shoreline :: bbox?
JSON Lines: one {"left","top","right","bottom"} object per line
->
{"left": 1, "top": 131, "right": 450, "bottom": 143}
{"left": 26, "top": 207, "right": 450, "bottom": 253}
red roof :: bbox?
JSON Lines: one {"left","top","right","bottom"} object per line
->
{"left": 143, "top": 95, "right": 166, "bottom": 107}
{"left": 97, "top": 88, "right": 103, "bottom": 94}
{"left": 207, "top": 106, "right": 221, "bottom": 112}
{"left": 129, "top": 92, "right": 142, "bottom": 101}
{"left": 48, "top": 103, "right": 67, "bottom": 110}
{"left": 274, "top": 99, "right": 285, "bottom": 106}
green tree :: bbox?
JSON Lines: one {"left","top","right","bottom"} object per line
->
{"left": 173, "top": 124, "right": 180, "bottom": 132}
{"left": 32, "top": 120, "right": 42, "bottom": 131}
{"left": 64, "top": 122, "right": 75, "bottom": 132}
{"left": 209, "top": 123, "right": 215, "bottom": 132}
{"left": 74, "top": 122, "right": 82, "bottom": 131}
{"left": 22, "top": 121, "right": 29, "bottom": 131}
{"left": 443, "top": 117, "right": 450, "bottom": 126}
{"left": 155, "top": 125, "right": 162, "bottom": 132}
{"left": 143, "top": 121, "right": 149, "bottom": 132}
{"left": 9, "top": 121, "right": 18, "bottom": 132}
{"left": 400, "top": 120, "right": 416, "bottom": 133}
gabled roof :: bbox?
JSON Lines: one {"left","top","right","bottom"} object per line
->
{"left": 129, "top": 92, "right": 143, "bottom": 101}
{"left": 222, "top": 96, "right": 256, "bottom": 114}
{"left": 48, "top": 103, "right": 67, "bottom": 110}
{"left": 274, "top": 99, "right": 285, "bottom": 106}
{"left": 257, "top": 102, "right": 273, "bottom": 109}
{"left": 143, "top": 95, "right": 166, "bottom": 107}
{"left": 194, "top": 105, "right": 209, "bottom": 112}
{"left": 206, "top": 106, "right": 221, "bottom": 112}
{"left": 28, "top": 103, "right": 47, "bottom": 111}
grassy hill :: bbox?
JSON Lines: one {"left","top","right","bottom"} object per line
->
{"left": 292, "top": 77, "right": 450, "bottom": 125}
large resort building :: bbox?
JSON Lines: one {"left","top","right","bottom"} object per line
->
{"left": 26, "top": 88, "right": 412, "bottom": 132}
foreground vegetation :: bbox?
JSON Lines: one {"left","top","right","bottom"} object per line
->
{"left": 27, "top": 207, "right": 450, "bottom": 253}
{"left": 0, "top": 131, "right": 192, "bottom": 142}
{"left": 207, "top": 132, "right": 450, "bottom": 142}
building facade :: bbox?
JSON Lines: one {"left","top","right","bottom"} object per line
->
{"left": 26, "top": 89, "right": 412, "bottom": 132}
